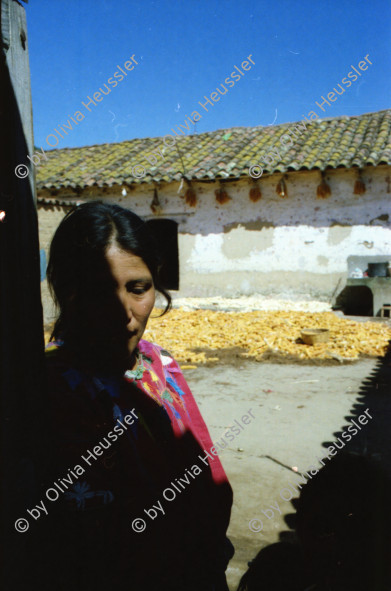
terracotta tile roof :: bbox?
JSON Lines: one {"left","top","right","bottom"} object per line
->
{"left": 36, "top": 109, "right": 391, "bottom": 191}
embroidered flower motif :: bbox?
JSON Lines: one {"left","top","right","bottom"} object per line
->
{"left": 64, "top": 482, "right": 95, "bottom": 510}
{"left": 150, "top": 370, "right": 159, "bottom": 383}
{"left": 124, "top": 350, "right": 152, "bottom": 381}
{"left": 65, "top": 481, "right": 114, "bottom": 510}
{"left": 162, "top": 389, "right": 173, "bottom": 403}
{"left": 99, "top": 489, "right": 114, "bottom": 505}
{"left": 124, "top": 365, "right": 144, "bottom": 381}
{"left": 166, "top": 375, "right": 186, "bottom": 399}
{"left": 160, "top": 349, "right": 174, "bottom": 366}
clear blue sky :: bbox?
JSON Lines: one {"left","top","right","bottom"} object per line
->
{"left": 26, "top": 0, "right": 390, "bottom": 151}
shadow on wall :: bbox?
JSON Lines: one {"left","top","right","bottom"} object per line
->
{"left": 237, "top": 342, "right": 391, "bottom": 591}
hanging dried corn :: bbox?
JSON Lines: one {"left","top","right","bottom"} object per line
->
{"left": 150, "top": 187, "right": 162, "bottom": 214}
{"left": 249, "top": 185, "right": 262, "bottom": 202}
{"left": 316, "top": 173, "right": 331, "bottom": 198}
{"left": 185, "top": 186, "right": 197, "bottom": 207}
{"left": 215, "top": 187, "right": 231, "bottom": 204}
{"left": 276, "top": 177, "right": 288, "bottom": 198}
{"left": 353, "top": 170, "right": 366, "bottom": 195}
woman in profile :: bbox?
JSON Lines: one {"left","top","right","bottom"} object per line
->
{"left": 32, "top": 202, "right": 233, "bottom": 591}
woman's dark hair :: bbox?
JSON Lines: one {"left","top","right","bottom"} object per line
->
{"left": 47, "top": 201, "right": 171, "bottom": 342}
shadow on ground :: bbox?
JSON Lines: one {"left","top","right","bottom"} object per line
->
{"left": 237, "top": 341, "right": 391, "bottom": 591}
{"left": 191, "top": 346, "right": 376, "bottom": 367}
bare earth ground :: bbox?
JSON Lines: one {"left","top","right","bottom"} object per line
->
{"left": 184, "top": 357, "right": 385, "bottom": 591}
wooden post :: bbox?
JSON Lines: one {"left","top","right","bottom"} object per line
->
{"left": 1, "top": 0, "right": 49, "bottom": 585}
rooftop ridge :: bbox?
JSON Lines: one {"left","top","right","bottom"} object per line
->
{"left": 35, "top": 109, "right": 391, "bottom": 191}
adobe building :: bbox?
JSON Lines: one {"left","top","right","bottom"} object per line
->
{"left": 37, "top": 109, "right": 391, "bottom": 322}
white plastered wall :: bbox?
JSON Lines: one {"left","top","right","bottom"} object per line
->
{"left": 38, "top": 165, "right": 391, "bottom": 312}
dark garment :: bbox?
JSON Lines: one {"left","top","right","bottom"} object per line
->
{"left": 19, "top": 340, "right": 233, "bottom": 591}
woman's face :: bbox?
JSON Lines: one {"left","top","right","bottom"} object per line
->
{"left": 89, "top": 244, "right": 156, "bottom": 365}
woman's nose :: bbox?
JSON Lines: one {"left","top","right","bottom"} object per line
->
{"left": 124, "top": 298, "right": 132, "bottom": 317}
{"left": 123, "top": 296, "right": 135, "bottom": 323}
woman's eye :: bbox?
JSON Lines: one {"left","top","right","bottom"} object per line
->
{"left": 127, "top": 282, "right": 152, "bottom": 294}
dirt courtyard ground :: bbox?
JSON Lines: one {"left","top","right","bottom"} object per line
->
{"left": 184, "top": 356, "right": 390, "bottom": 590}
